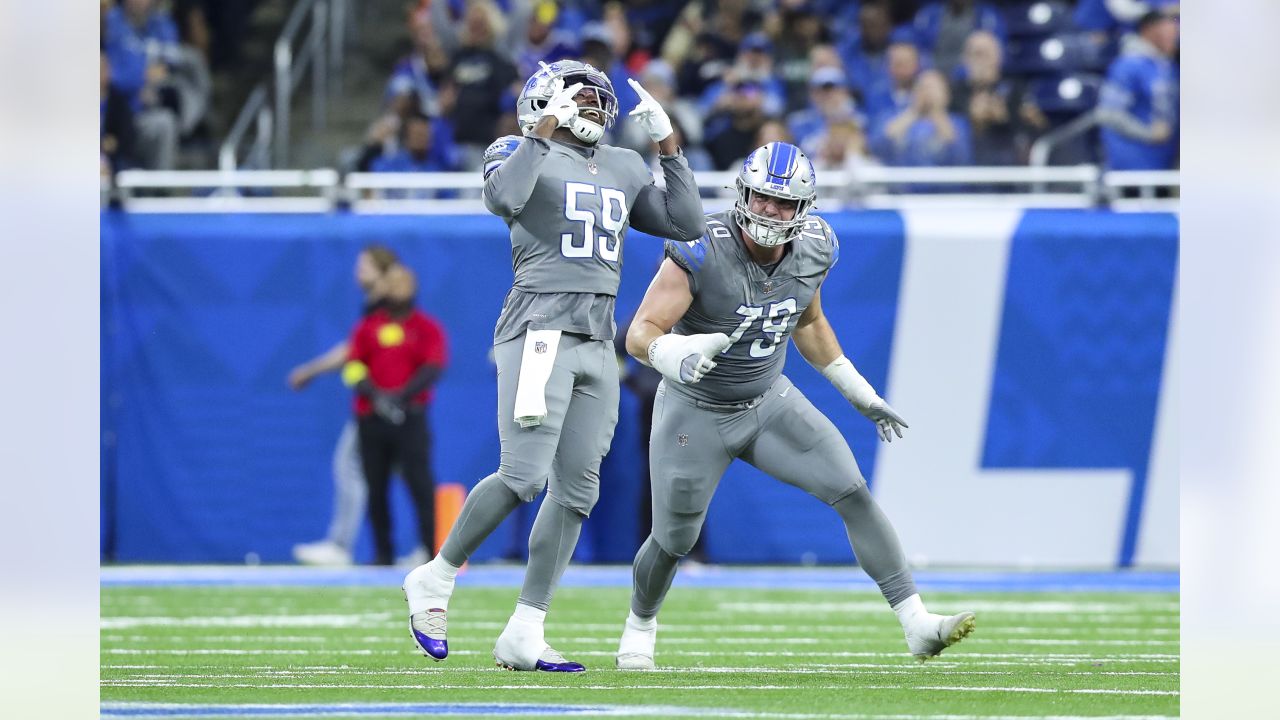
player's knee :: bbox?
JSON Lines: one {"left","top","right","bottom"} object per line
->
{"left": 654, "top": 523, "right": 700, "bottom": 558}
{"left": 496, "top": 463, "right": 549, "bottom": 503}
{"left": 549, "top": 480, "right": 599, "bottom": 517}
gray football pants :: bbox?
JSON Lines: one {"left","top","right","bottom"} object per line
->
{"left": 437, "top": 332, "right": 619, "bottom": 610}
{"left": 631, "top": 375, "right": 917, "bottom": 618}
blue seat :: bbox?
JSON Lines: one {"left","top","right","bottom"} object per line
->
{"left": 1004, "top": 1, "right": 1074, "bottom": 37}
{"left": 1006, "top": 32, "right": 1116, "bottom": 74}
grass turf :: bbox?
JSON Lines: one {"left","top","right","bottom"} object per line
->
{"left": 101, "top": 581, "right": 1178, "bottom": 719}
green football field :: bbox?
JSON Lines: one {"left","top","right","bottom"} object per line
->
{"left": 101, "top": 571, "right": 1178, "bottom": 719}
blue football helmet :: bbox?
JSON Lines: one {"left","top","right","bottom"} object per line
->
{"left": 734, "top": 142, "right": 818, "bottom": 247}
{"left": 516, "top": 60, "right": 618, "bottom": 145}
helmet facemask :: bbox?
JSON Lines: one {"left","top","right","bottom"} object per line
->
{"left": 735, "top": 184, "right": 815, "bottom": 247}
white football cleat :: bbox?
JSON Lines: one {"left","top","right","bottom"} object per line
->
{"left": 403, "top": 563, "right": 455, "bottom": 661}
{"left": 615, "top": 613, "right": 657, "bottom": 670}
{"left": 905, "top": 610, "right": 976, "bottom": 662}
{"left": 292, "top": 540, "right": 352, "bottom": 566}
{"left": 493, "top": 616, "right": 585, "bottom": 672}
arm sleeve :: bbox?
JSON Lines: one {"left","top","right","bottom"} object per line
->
{"left": 482, "top": 135, "right": 553, "bottom": 219}
{"left": 628, "top": 150, "right": 707, "bottom": 242}
{"left": 1097, "top": 60, "right": 1161, "bottom": 141}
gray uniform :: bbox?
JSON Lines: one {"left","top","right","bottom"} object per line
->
{"left": 480, "top": 134, "right": 704, "bottom": 514}
{"left": 652, "top": 210, "right": 865, "bottom": 556}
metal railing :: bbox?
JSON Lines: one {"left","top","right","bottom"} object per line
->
{"left": 274, "top": 0, "right": 329, "bottom": 167}
{"left": 107, "top": 166, "right": 1178, "bottom": 214}
{"left": 218, "top": 84, "right": 272, "bottom": 171}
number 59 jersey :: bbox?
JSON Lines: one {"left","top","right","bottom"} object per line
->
{"left": 483, "top": 134, "right": 696, "bottom": 344}
{"left": 664, "top": 210, "right": 841, "bottom": 404}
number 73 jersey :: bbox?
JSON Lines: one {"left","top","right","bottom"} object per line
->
{"left": 663, "top": 210, "right": 841, "bottom": 404}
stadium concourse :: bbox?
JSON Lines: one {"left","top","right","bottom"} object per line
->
{"left": 101, "top": 565, "right": 1178, "bottom": 719}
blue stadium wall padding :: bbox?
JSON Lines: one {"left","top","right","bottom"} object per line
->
{"left": 100, "top": 209, "right": 1175, "bottom": 565}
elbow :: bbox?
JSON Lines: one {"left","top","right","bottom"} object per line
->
{"left": 482, "top": 183, "right": 518, "bottom": 218}
{"left": 675, "top": 212, "right": 706, "bottom": 242}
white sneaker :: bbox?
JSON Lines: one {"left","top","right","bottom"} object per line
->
{"left": 615, "top": 613, "right": 657, "bottom": 670}
{"left": 292, "top": 540, "right": 352, "bottom": 566}
{"left": 905, "top": 611, "right": 976, "bottom": 662}
{"left": 403, "top": 563, "right": 455, "bottom": 661}
{"left": 493, "top": 616, "right": 585, "bottom": 672}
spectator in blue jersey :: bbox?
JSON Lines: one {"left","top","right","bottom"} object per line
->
{"left": 1097, "top": 11, "right": 1179, "bottom": 170}
{"left": 871, "top": 69, "right": 972, "bottom": 167}
{"left": 698, "top": 33, "right": 787, "bottom": 118}
{"left": 912, "top": 1, "right": 1006, "bottom": 78}
{"left": 370, "top": 113, "right": 460, "bottom": 199}
{"left": 385, "top": 6, "right": 451, "bottom": 118}
{"left": 103, "top": 0, "right": 181, "bottom": 170}
{"left": 839, "top": 2, "right": 893, "bottom": 110}
{"left": 787, "top": 67, "right": 864, "bottom": 158}
{"left": 863, "top": 39, "right": 922, "bottom": 130}
{"left": 510, "top": 0, "right": 579, "bottom": 81}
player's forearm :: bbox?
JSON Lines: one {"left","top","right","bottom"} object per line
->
{"left": 483, "top": 135, "right": 553, "bottom": 218}
{"left": 630, "top": 153, "right": 706, "bottom": 241}
{"left": 626, "top": 319, "right": 668, "bottom": 365}
{"left": 792, "top": 315, "right": 844, "bottom": 369}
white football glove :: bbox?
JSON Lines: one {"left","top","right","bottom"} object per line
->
{"left": 627, "top": 78, "right": 674, "bottom": 143}
{"left": 648, "top": 332, "right": 732, "bottom": 385}
{"left": 821, "top": 355, "right": 909, "bottom": 442}
{"left": 541, "top": 78, "right": 585, "bottom": 128}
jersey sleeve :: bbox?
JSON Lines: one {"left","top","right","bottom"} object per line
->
{"left": 482, "top": 135, "right": 523, "bottom": 179}
{"left": 663, "top": 234, "right": 711, "bottom": 294}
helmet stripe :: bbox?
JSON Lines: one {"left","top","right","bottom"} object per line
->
{"left": 765, "top": 142, "right": 797, "bottom": 186}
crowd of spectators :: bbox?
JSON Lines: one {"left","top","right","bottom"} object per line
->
{"left": 352, "top": 0, "right": 1179, "bottom": 184}
{"left": 101, "top": 0, "right": 257, "bottom": 177}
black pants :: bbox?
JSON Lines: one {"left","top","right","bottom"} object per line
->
{"left": 357, "top": 409, "right": 435, "bottom": 565}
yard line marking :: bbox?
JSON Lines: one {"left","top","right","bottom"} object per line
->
{"left": 100, "top": 682, "right": 1178, "bottom": 694}
{"left": 101, "top": 614, "right": 394, "bottom": 630}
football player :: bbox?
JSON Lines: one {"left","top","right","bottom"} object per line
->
{"left": 402, "top": 60, "right": 704, "bottom": 672}
{"left": 614, "top": 142, "right": 976, "bottom": 669}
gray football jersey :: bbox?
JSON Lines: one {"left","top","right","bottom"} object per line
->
{"left": 482, "top": 134, "right": 702, "bottom": 344}
{"left": 664, "top": 210, "right": 840, "bottom": 403}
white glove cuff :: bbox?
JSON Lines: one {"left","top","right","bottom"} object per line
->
{"left": 646, "top": 334, "right": 673, "bottom": 369}
{"left": 821, "top": 355, "right": 879, "bottom": 409}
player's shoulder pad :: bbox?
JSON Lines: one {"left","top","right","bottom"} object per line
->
{"left": 482, "top": 135, "right": 523, "bottom": 178}
{"left": 664, "top": 219, "right": 719, "bottom": 276}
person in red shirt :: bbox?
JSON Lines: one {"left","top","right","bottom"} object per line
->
{"left": 343, "top": 265, "right": 449, "bottom": 566}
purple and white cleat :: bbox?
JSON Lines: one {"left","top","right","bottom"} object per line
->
{"left": 409, "top": 609, "right": 449, "bottom": 661}
{"left": 495, "top": 646, "right": 585, "bottom": 673}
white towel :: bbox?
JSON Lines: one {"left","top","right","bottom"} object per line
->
{"left": 513, "top": 329, "right": 561, "bottom": 428}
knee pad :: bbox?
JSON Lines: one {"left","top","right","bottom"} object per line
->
{"left": 654, "top": 520, "right": 701, "bottom": 559}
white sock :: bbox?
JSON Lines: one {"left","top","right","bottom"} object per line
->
{"left": 892, "top": 593, "right": 928, "bottom": 630}
{"left": 626, "top": 610, "right": 657, "bottom": 631}
{"left": 513, "top": 602, "right": 547, "bottom": 625}
{"left": 426, "top": 556, "right": 459, "bottom": 583}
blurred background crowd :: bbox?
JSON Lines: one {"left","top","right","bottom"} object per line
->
{"left": 100, "top": 0, "right": 1180, "bottom": 179}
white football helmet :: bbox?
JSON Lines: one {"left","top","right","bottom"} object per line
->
{"left": 734, "top": 142, "right": 818, "bottom": 247}
{"left": 517, "top": 60, "right": 618, "bottom": 145}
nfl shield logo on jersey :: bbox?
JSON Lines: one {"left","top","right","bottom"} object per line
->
{"left": 762, "top": 279, "right": 775, "bottom": 293}
{"left": 587, "top": 161, "right": 599, "bottom": 175}
{"left": 677, "top": 434, "right": 689, "bottom": 447}
{"left": 534, "top": 341, "right": 548, "bottom": 354}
